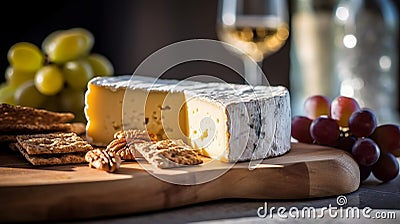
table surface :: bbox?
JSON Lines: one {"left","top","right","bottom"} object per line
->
{"left": 71, "top": 174, "right": 399, "bottom": 224}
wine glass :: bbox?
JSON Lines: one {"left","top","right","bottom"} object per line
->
{"left": 216, "top": 0, "right": 289, "bottom": 85}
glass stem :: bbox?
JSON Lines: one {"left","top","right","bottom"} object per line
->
{"left": 243, "top": 56, "right": 263, "bottom": 86}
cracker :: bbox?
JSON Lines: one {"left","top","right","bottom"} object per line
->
{"left": 16, "top": 132, "right": 93, "bottom": 155}
{"left": 69, "top": 122, "right": 86, "bottom": 135}
{"left": 0, "top": 123, "right": 73, "bottom": 135}
{"left": 0, "top": 134, "right": 17, "bottom": 143}
{"left": 135, "top": 139, "right": 203, "bottom": 169}
{"left": 12, "top": 143, "right": 87, "bottom": 166}
{"left": 0, "top": 122, "right": 86, "bottom": 143}
{"left": 8, "top": 142, "right": 19, "bottom": 152}
{"left": 0, "top": 103, "right": 74, "bottom": 133}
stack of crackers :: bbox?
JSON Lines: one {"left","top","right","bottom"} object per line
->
{"left": 0, "top": 103, "right": 92, "bottom": 166}
{"left": 0, "top": 103, "right": 204, "bottom": 170}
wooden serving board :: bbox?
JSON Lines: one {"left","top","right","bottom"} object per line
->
{"left": 0, "top": 143, "right": 360, "bottom": 222}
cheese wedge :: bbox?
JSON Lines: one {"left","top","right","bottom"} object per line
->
{"left": 84, "top": 75, "right": 291, "bottom": 162}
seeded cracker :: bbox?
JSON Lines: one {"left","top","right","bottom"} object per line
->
{"left": 0, "top": 135, "right": 18, "bottom": 143}
{"left": 12, "top": 143, "right": 87, "bottom": 166}
{"left": 16, "top": 132, "right": 93, "bottom": 155}
{"left": 69, "top": 122, "right": 86, "bottom": 136}
{"left": 0, "top": 122, "right": 87, "bottom": 145}
{"left": 135, "top": 139, "right": 203, "bottom": 169}
{"left": 0, "top": 103, "right": 74, "bottom": 133}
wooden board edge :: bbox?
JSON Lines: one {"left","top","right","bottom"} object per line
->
{"left": 307, "top": 151, "right": 360, "bottom": 198}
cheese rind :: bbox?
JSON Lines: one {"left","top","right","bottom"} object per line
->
{"left": 85, "top": 75, "right": 291, "bottom": 162}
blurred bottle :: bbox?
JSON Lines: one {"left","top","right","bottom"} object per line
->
{"left": 290, "top": 0, "right": 339, "bottom": 116}
{"left": 333, "top": 0, "right": 399, "bottom": 124}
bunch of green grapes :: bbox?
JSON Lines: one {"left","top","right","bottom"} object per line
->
{"left": 0, "top": 28, "right": 114, "bottom": 122}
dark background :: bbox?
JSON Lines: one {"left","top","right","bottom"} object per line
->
{"left": 0, "top": 0, "right": 399, "bottom": 106}
{"left": 0, "top": 0, "right": 292, "bottom": 86}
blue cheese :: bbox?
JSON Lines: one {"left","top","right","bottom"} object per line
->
{"left": 85, "top": 75, "right": 291, "bottom": 162}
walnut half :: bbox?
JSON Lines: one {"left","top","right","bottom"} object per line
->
{"left": 85, "top": 149, "right": 122, "bottom": 173}
{"left": 106, "top": 129, "right": 157, "bottom": 160}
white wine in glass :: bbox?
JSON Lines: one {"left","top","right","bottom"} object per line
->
{"left": 217, "top": 0, "right": 289, "bottom": 85}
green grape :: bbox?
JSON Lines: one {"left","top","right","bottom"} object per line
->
{"left": 68, "top": 27, "right": 94, "bottom": 55}
{"left": 34, "top": 65, "right": 64, "bottom": 95}
{"left": 14, "top": 81, "right": 46, "bottom": 107}
{"left": 41, "top": 30, "right": 63, "bottom": 52}
{"left": 5, "top": 66, "right": 35, "bottom": 87}
{"left": 59, "top": 87, "right": 86, "bottom": 122}
{"left": 0, "top": 83, "right": 17, "bottom": 105}
{"left": 87, "top": 53, "right": 114, "bottom": 76}
{"left": 41, "top": 94, "right": 60, "bottom": 112}
{"left": 44, "top": 33, "right": 86, "bottom": 63}
{"left": 62, "top": 60, "right": 94, "bottom": 90}
{"left": 7, "top": 42, "right": 44, "bottom": 72}
{"left": 43, "top": 28, "right": 94, "bottom": 64}
{"left": 59, "top": 87, "right": 85, "bottom": 112}
{"left": 73, "top": 110, "right": 87, "bottom": 123}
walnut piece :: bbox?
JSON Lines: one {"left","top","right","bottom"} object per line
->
{"left": 114, "top": 129, "right": 157, "bottom": 142}
{"left": 106, "top": 129, "right": 157, "bottom": 160}
{"left": 85, "top": 149, "right": 121, "bottom": 173}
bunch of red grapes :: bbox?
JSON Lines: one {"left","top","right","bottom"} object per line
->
{"left": 291, "top": 95, "right": 400, "bottom": 183}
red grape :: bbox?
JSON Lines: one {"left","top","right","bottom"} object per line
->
{"left": 291, "top": 116, "right": 313, "bottom": 143}
{"left": 335, "top": 135, "right": 356, "bottom": 152}
{"left": 371, "top": 124, "right": 400, "bottom": 157}
{"left": 310, "top": 117, "right": 340, "bottom": 146}
{"left": 371, "top": 151, "right": 399, "bottom": 183}
{"left": 348, "top": 108, "right": 377, "bottom": 137}
{"left": 304, "top": 95, "right": 330, "bottom": 120}
{"left": 330, "top": 96, "right": 360, "bottom": 127}
{"left": 351, "top": 138, "right": 380, "bottom": 166}
{"left": 359, "top": 165, "right": 372, "bottom": 182}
